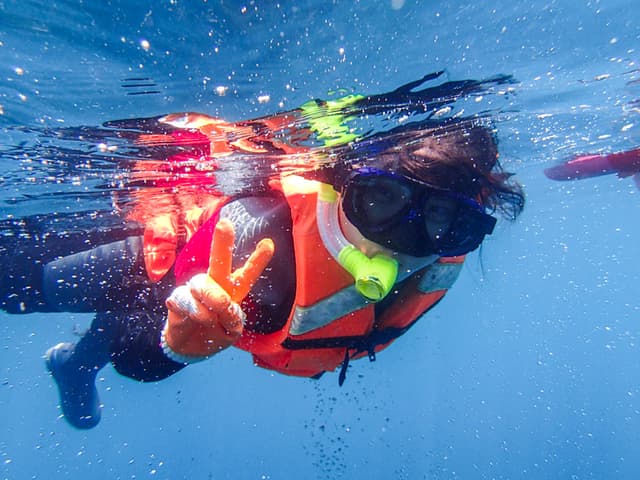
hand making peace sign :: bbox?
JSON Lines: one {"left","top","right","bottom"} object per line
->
{"left": 163, "top": 218, "right": 275, "bottom": 359}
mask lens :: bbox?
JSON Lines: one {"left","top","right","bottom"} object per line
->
{"left": 345, "top": 174, "right": 413, "bottom": 229}
{"left": 427, "top": 198, "right": 497, "bottom": 256}
{"left": 423, "top": 195, "right": 457, "bottom": 241}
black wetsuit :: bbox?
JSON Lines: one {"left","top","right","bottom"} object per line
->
{"left": 0, "top": 195, "right": 295, "bottom": 381}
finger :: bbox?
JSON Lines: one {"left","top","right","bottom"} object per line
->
{"left": 230, "top": 238, "right": 275, "bottom": 302}
{"left": 188, "top": 274, "right": 243, "bottom": 336}
{"left": 189, "top": 274, "right": 232, "bottom": 313}
{"left": 166, "top": 285, "right": 211, "bottom": 323}
{"left": 216, "top": 302, "right": 245, "bottom": 335}
{"left": 208, "top": 218, "right": 235, "bottom": 292}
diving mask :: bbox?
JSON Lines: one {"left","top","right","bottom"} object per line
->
{"left": 341, "top": 167, "right": 497, "bottom": 257}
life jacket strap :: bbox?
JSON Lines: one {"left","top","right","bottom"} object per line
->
{"left": 282, "top": 296, "right": 444, "bottom": 385}
{"left": 282, "top": 325, "right": 412, "bottom": 386}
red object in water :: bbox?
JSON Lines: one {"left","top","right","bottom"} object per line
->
{"left": 544, "top": 148, "right": 640, "bottom": 180}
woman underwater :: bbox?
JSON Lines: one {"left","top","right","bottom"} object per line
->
{"left": 0, "top": 73, "right": 525, "bottom": 429}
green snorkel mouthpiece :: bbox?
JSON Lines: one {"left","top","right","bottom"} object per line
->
{"left": 316, "top": 183, "right": 398, "bottom": 302}
{"left": 338, "top": 245, "right": 398, "bottom": 302}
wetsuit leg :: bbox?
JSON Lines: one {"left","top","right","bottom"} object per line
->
{"left": 45, "top": 312, "right": 114, "bottom": 429}
{"left": 0, "top": 211, "right": 143, "bottom": 313}
{"left": 1, "top": 235, "right": 150, "bottom": 313}
{"left": 41, "top": 236, "right": 185, "bottom": 379}
{"left": 42, "top": 236, "right": 149, "bottom": 312}
{"left": 47, "top": 290, "right": 182, "bottom": 430}
{"left": 50, "top": 312, "right": 113, "bottom": 379}
{"left": 110, "top": 306, "right": 186, "bottom": 381}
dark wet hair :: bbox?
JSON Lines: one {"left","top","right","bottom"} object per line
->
{"left": 315, "top": 117, "right": 525, "bottom": 221}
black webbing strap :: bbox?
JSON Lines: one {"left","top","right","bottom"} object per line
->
{"left": 281, "top": 325, "right": 409, "bottom": 353}
{"left": 282, "top": 324, "right": 415, "bottom": 386}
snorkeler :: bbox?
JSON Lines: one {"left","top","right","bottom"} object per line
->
{"left": 0, "top": 73, "right": 525, "bottom": 429}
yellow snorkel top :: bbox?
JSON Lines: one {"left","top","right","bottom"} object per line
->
{"left": 300, "top": 95, "right": 364, "bottom": 147}
{"left": 337, "top": 245, "right": 398, "bottom": 302}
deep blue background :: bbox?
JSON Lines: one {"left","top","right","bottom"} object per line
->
{"left": 1, "top": 1, "right": 639, "bottom": 478}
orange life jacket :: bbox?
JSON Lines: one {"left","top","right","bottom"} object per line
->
{"left": 229, "top": 176, "right": 465, "bottom": 379}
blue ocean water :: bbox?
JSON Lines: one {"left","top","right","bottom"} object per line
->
{"left": 1, "top": 0, "right": 639, "bottom": 479}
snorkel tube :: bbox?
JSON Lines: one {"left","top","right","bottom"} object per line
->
{"left": 301, "top": 92, "right": 398, "bottom": 301}
{"left": 316, "top": 183, "right": 398, "bottom": 302}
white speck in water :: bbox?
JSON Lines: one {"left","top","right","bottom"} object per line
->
{"left": 433, "top": 106, "right": 451, "bottom": 117}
